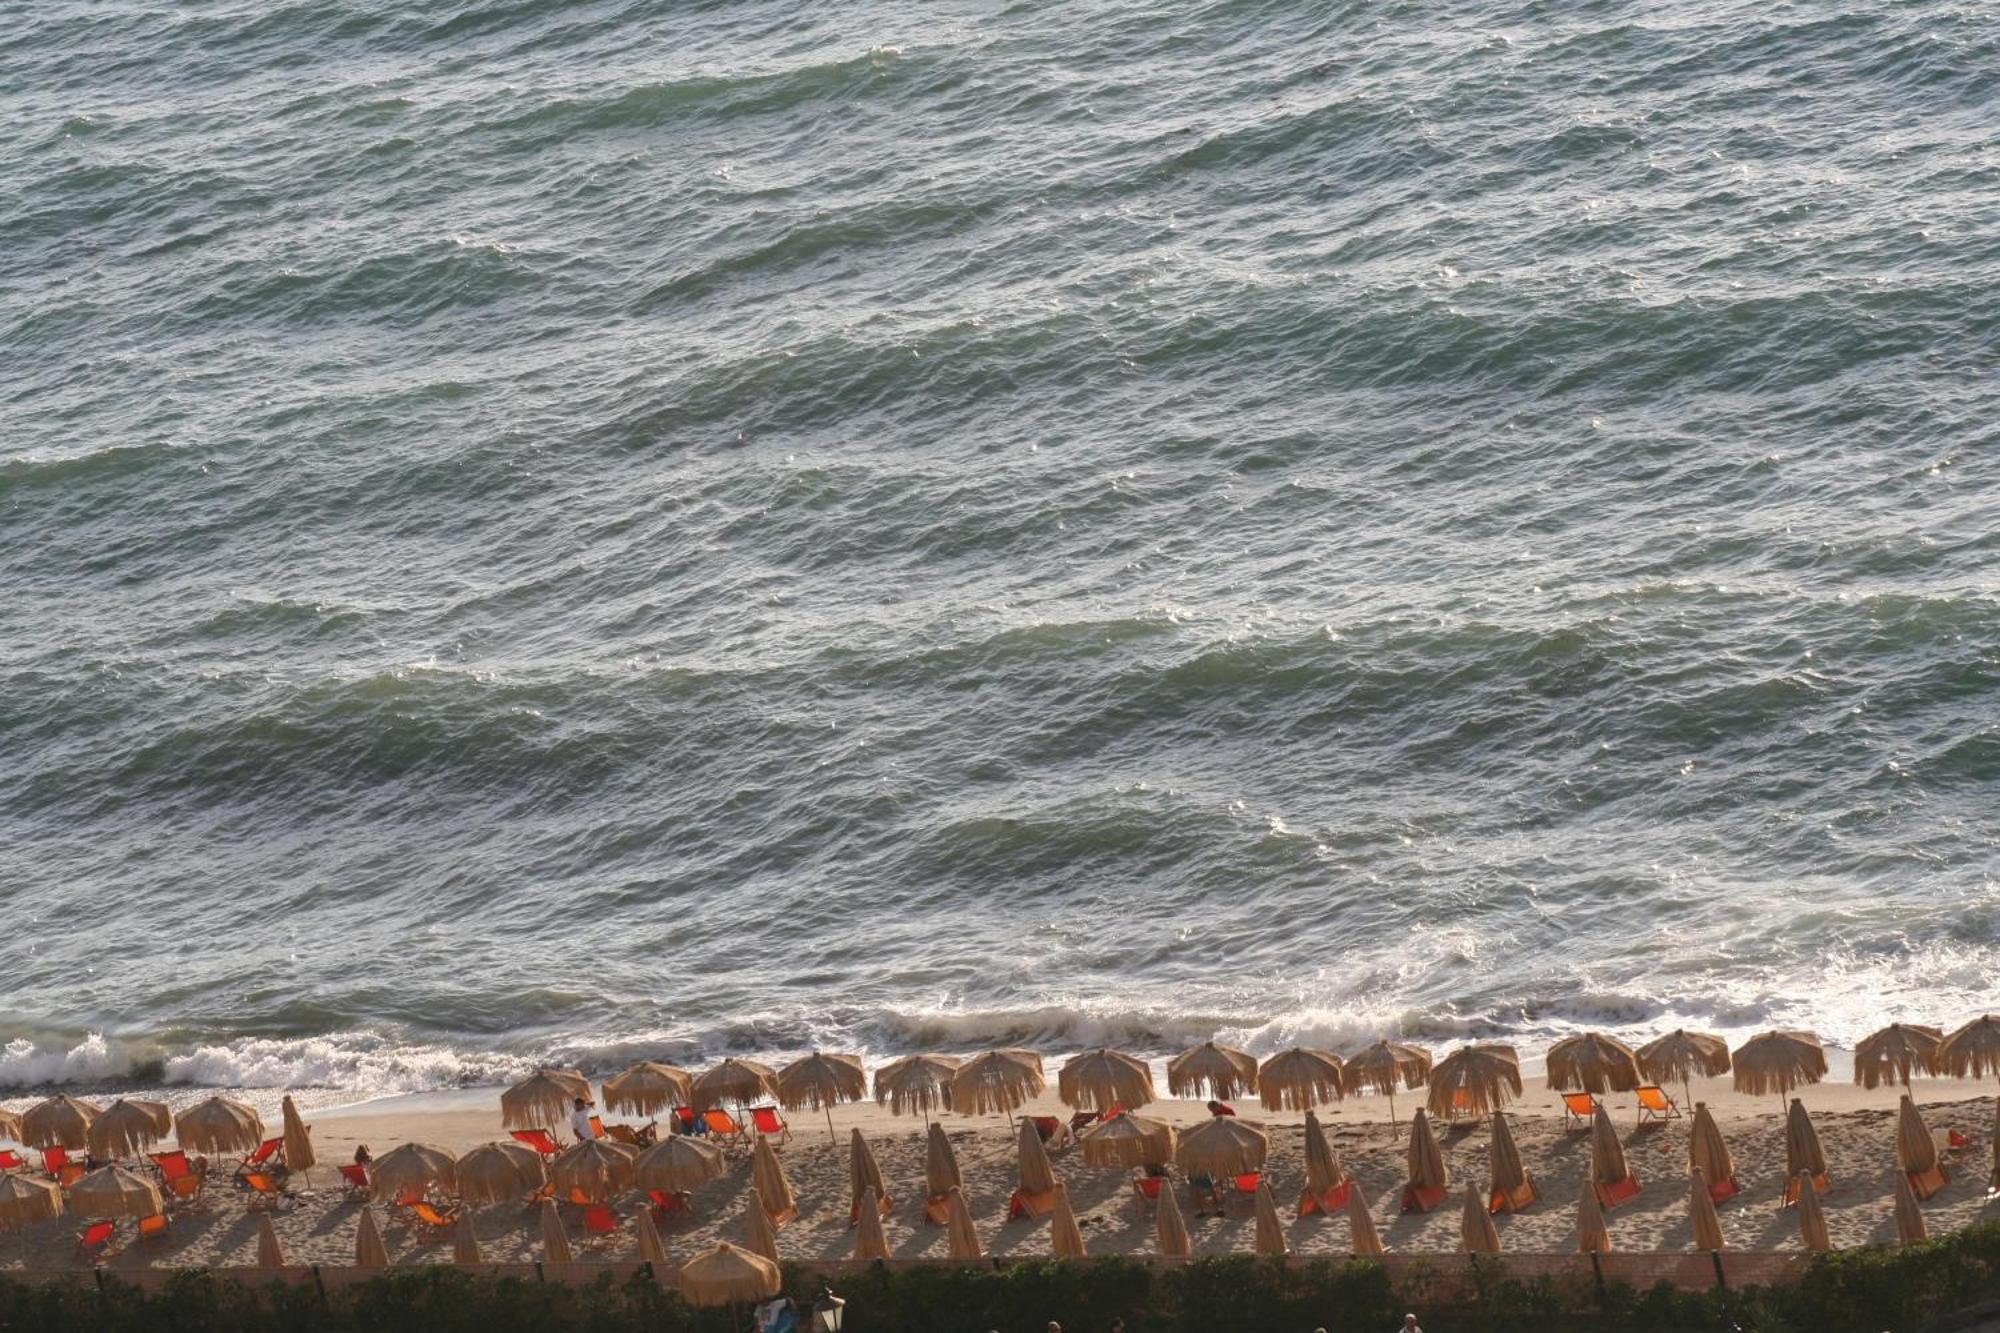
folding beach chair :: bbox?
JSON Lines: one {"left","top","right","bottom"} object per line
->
{"left": 510, "top": 1129, "right": 561, "bottom": 1160}
{"left": 648, "top": 1189, "right": 691, "bottom": 1223}
{"left": 410, "top": 1200, "right": 460, "bottom": 1240}
{"left": 701, "top": 1109, "right": 747, "bottom": 1151}
{"left": 239, "top": 1171, "right": 288, "bottom": 1210}
{"left": 582, "top": 1205, "right": 618, "bottom": 1237}
{"left": 1132, "top": 1175, "right": 1165, "bottom": 1215}
{"left": 338, "top": 1163, "right": 371, "bottom": 1199}
{"left": 77, "top": 1221, "right": 115, "bottom": 1264}
{"left": 1561, "top": 1093, "right": 1600, "bottom": 1131}
{"left": 1593, "top": 1174, "right": 1642, "bottom": 1211}
{"left": 1228, "top": 1172, "right": 1263, "bottom": 1216}
{"left": 44, "top": 1147, "right": 85, "bottom": 1187}
{"left": 1488, "top": 1180, "right": 1537, "bottom": 1214}
{"left": 1909, "top": 1163, "right": 1949, "bottom": 1201}
{"left": 137, "top": 1214, "right": 170, "bottom": 1244}
{"left": 0, "top": 1150, "right": 26, "bottom": 1172}
{"left": 670, "top": 1107, "right": 698, "bottom": 1135}
{"left": 1299, "top": 1178, "right": 1352, "bottom": 1218}
{"left": 604, "top": 1124, "right": 642, "bottom": 1146}
{"left": 1007, "top": 1187, "right": 1056, "bottom": 1219}
{"left": 235, "top": 1137, "right": 285, "bottom": 1177}
{"left": 1635, "top": 1086, "right": 1681, "bottom": 1126}
{"left": 749, "top": 1107, "right": 790, "bottom": 1145}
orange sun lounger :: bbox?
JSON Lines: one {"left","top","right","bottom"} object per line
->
{"left": 1635, "top": 1086, "right": 1681, "bottom": 1125}
{"left": 701, "top": 1110, "right": 747, "bottom": 1150}
{"left": 510, "top": 1129, "right": 561, "bottom": 1158}
{"left": 1594, "top": 1175, "right": 1642, "bottom": 1211}
{"left": 1007, "top": 1188, "right": 1056, "bottom": 1219}
{"left": 1561, "top": 1093, "right": 1601, "bottom": 1130}
{"left": 1908, "top": 1163, "right": 1949, "bottom": 1201}
{"left": 1489, "top": 1180, "right": 1538, "bottom": 1214}
{"left": 1298, "top": 1178, "right": 1352, "bottom": 1218}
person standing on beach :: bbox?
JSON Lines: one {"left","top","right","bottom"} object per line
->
{"left": 1400, "top": 1314, "right": 1422, "bottom": 1333}
{"left": 569, "top": 1097, "right": 596, "bottom": 1143}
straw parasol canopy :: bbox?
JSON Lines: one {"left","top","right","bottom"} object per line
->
{"left": 778, "top": 1051, "right": 868, "bottom": 1142}
{"left": 355, "top": 1207, "right": 389, "bottom": 1268}
{"left": 691, "top": 1058, "right": 779, "bottom": 1112}
{"left": 1461, "top": 1184, "right": 1499, "bottom": 1254}
{"left": 550, "top": 1138, "right": 636, "bottom": 1204}
{"left": 1016, "top": 1115, "right": 1057, "bottom": 1196}
{"left": 1256, "top": 1048, "right": 1345, "bottom": 1112}
{"left": 1427, "top": 1045, "right": 1523, "bottom": 1118}
{"left": 1855, "top": 1023, "right": 1942, "bottom": 1093}
{"left": 1346, "top": 1185, "right": 1385, "bottom": 1256}
{"left": 678, "top": 1241, "right": 780, "bottom": 1307}
{"left": 1688, "top": 1169, "right": 1725, "bottom": 1251}
{"left": 1167, "top": 1041, "right": 1259, "bottom": 1101}
{"left": 1589, "top": 1105, "right": 1630, "bottom": 1186}
{"left": 21, "top": 1094, "right": 101, "bottom": 1150}
{"left": 1156, "top": 1180, "right": 1192, "bottom": 1259}
{"left": 369, "top": 1143, "right": 458, "bottom": 1203}
{"left": 1796, "top": 1174, "right": 1830, "bottom": 1252}
{"left": 88, "top": 1099, "right": 171, "bottom": 1160}
{"left": 175, "top": 1096, "right": 264, "bottom": 1156}
{"left": 1893, "top": 1169, "right": 1928, "bottom": 1245}
{"left": 1303, "top": 1109, "right": 1345, "bottom": 1196}
{"left": 0, "top": 1109, "right": 21, "bottom": 1144}
{"left": 456, "top": 1141, "right": 547, "bottom": 1205}
{"left": 1576, "top": 1179, "right": 1611, "bottom": 1253}
{"left": 1732, "top": 1031, "right": 1827, "bottom": 1102}
{"left": 751, "top": 1134, "right": 796, "bottom": 1222}
{"left": 1050, "top": 1182, "right": 1088, "bottom": 1259}
{"left": 1895, "top": 1094, "right": 1937, "bottom": 1174}
{"left": 951, "top": 1050, "right": 1046, "bottom": 1117}
{"left": 502, "top": 1068, "right": 592, "bottom": 1131}
{"left": 280, "top": 1096, "right": 315, "bottom": 1177}
{"left": 540, "top": 1197, "right": 573, "bottom": 1264}
{"left": 1059, "top": 1048, "right": 1156, "bottom": 1112}
{"left": 1406, "top": 1109, "right": 1448, "bottom": 1191}
{"left": 257, "top": 1212, "right": 286, "bottom": 1268}
{"left": 1176, "top": 1115, "right": 1269, "bottom": 1179}
{"left": 849, "top": 1128, "right": 889, "bottom": 1211}
{"left": 1690, "top": 1102, "right": 1734, "bottom": 1186}
{"left": 602, "top": 1062, "right": 693, "bottom": 1117}
{"left": 944, "top": 1185, "right": 983, "bottom": 1260}
{"left": 1785, "top": 1099, "right": 1826, "bottom": 1180}
{"left": 873, "top": 1054, "right": 962, "bottom": 1122}
{"left": 1546, "top": 1032, "right": 1642, "bottom": 1094}
{"left": 636, "top": 1206, "right": 671, "bottom": 1271}
{"left": 1079, "top": 1113, "right": 1176, "bottom": 1169}
{"left": 1637, "top": 1030, "right": 1731, "bottom": 1107}
{"left": 634, "top": 1135, "right": 726, "bottom": 1195}
{"left": 68, "top": 1165, "right": 162, "bottom": 1220}
{"left": 925, "top": 1121, "right": 963, "bottom": 1198}
{"left": 1939, "top": 1015, "right": 2000, "bottom": 1085}
{"left": 0, "top": 1175, "right": 61, "bottom": 1230}
{"left": 453, "top": 1212, "right": 483, "bottom": 1265}
{"left": 1254, "top": 1179, "right": 1288, "bottom": 1257}
{"left": 854, "top": 1186, "right": 890, "bottom": 1261}
{"left": 1343, "top": 1040, "right": 1432, "bottom": 1132}
{"left": 1488, "top": 1110, "right": 1529, "bottom": 1195}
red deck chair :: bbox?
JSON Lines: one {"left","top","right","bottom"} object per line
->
{"left": 338, "top": 1163, "right": 371, "bottom": 1198}
{"left": 648, "top": 1189, "right": 691, "bottom": 1222}
{"left": 701, "top": 1110, "right": 747, "bottom": 1151}
{"left": 1594, "top": 1174, "right": 1642, "bottom": 1211}
{"left": 670, "top": 1107, "right": 697, "bottom": 1135}
{"left": 0, "top": 1150, "right": 27, "bottom": 1172}
{"left": 1560, "top": 1093, "right": 1600, "bottom": 1131}
{"left": 1299, "top": 1178, "right": 1353, "bottom": 1218}
{"left": 1007, "top": 1188, "right": 1056, "bottom": 1219}
{"left": 1029, "top": 1115, "right": 1070, "bottom": 1149}
{"left": 1132, "top": 1175, "right": 1165, "bottom": 1214}
{"left": 150, "top": 1150, "right": 193, "bottom": 1181}
{"left": 77, "top": 1221, "right": 115, "bottom": 1263}
{"left": 749, "top": 1107, "right": 790, "bottom": 1144}
{"left": 44, "top": 1147, "right": 84, "bottom": 1188}
{"left": 510, "top": 1129, "right": 561, "bottom": 1159}
{"left": 235, "top": 1137, "right": 284, "bottom": 1176}
{"left": 1708, "top": 1175, "right": 1741, "bottom": 1205}
{"left": 239, "top": 1172, "right": 286, "bottom": 1210}
{"left": 582, "top": 1205, "right": 618, "bottom": 1236}
{"left": 1229, "top": 1172, "right": 1262, "bottom": 1215}
{"left": 1488, "top": 1179, "right": 1537, "bottom": 1215}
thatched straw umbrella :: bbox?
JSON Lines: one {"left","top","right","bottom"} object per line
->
{"left": 1176, "top": 1116, "right": 1269, "bottom": 1178}
{"left": 1406, "top": 1109, "right": 1448, "bottom": 1191}
{"left": 1254, "top": 1179, "right": 1288, "bottom": 1256}
{"left": 0, "top": 1175, "right": 61, "bottom": 1230}
{"left": 951, "top": 1050, "right": 1046, "bottom": 1117}
{"left": 1343, "top": 1040, "right": 1432, "bottom": 1134}
{"left": 1059, "top": 1048, "right": 1156, "bottom": 1112}
{"left": 1856, "top": 1024, "right": 1942, "bottom": 1094}
{"left": 540, "top": 1197, "right": 574, "bottom": 1263}
{"left": 1796, "top": 1174, "right": 1830, "bottom": 1252}
{"left": 1589, "top": 1106, "right": 1631, "bottom": 1187}
{"left": 1637, "top": 1030, "right": 1731, "bottom": 1109}
{"left": 1167, "top": 1041, "right": 1259, "bottom": 1101}
{"left": 678, "top": 1241, "right": 779, "bottom": 1307}
{"left": 636, "top": 1206, "right": 671, "bottom": 1272}
{"left": 1785, "top": 1099, "right": 1827, "bottom": 1180}
{"left": 1576, "top": 1179, "right": 1611, "bottom": 1253}
{"left": 1256, "top": 1048, "right": 1345, "bottom": 1112}
{"left": 68, "top": 1165, "right": 161, "bottom": 1220}
{"left": 1939, "top": 1015, "right": 2000, "bottom": 1087}
{"left": 602, "top": 1062, "right": 693, "bottom": 1118}
{"left": 175, "top": 1096, "right": 264, "bottom": 1156}
{"left": 257, "top": 1212, "right": 285, "bottom": 1268}
{"left": 778, "top": 1051, "right": 868, "bottom": 1143}
{"left": 457, "top": 1141, "right": 547, "bottom": 1205}
{"left": 21, "top": 1094, "right": 101, "bottom": 1150}
{"left": 634, "top": 1135, "right": 725, "bottom": 1195}
{"left": 1460, "top": 1184, "right": 1499, "bottom": 1254}
{"left": 853, "top": 1186, "right": 890, "bottom": 1260}
{"left": 751, "top": 1135, "right": 796, "bottom": 1224}
{"left": 1547, "top": 1033, "right": 1641, "bottom": 1094}
{"left": 1156, "top": 1182, "right": 1192, "bottom": 1259}
{"left": 691, "top": 1058, "right": 778, "bottom": 1112}
{"left": 1732, "top": 1032, "right": 1827, "bottom": 1106}
{"left": 369, "top": 1143, "right": 457, "bottom": 1203}
{"left": 1427, "top": 1045, "right": 1522, "bottom": 1119}
{"left": 743, "top": 1188, "right": 780, "bottom": 1263}
{"left": 1303, "top": 1109, "right": 1345, "bottom": 1199}
{"left": 925, "top": 1122, "right": 963, "bottom": 1199}
{"left": 502, "top": 1069, "right": 592, "bottom": 1131}
{"left": 453, "top": 1212, "right": 483, "bottom": 1265}
{"left": 944, "top": 1186, "right": 983, "bottom": 1260}
{"left": 1016, "top": 1116, "right": 1057, "bottom": 1196}
{"left": 1688, "top": 1169, "right": 1725, "bottom": 1251}
{"left": 354, "top": 1207, "right": 389, "bottom": 1268}
{"left": 1050, "top": 1182, "right": 1088, "bottom": 1258}
{"left": 280, "top": 1096, "right": 315, "bottom": 1180}
{"left": 1895, "top": 1094, "right": 1937, "bottom": 1174}
{"left": 88, "top": 1099, "right": 170, "bottom": 1160}
{"left": 849, "top": 1128, "right": 891, "bottom": 1215}
{"left": 1346, "top": 1186, "right": 1385, "bottom": 1256}
{"left": 1079, "top": 1113, "right": 1175, "bottom": 1169}
{"left": 1893, "top": 1169, "right": 1928, "bottom": 1245}
{"left": 1690, "top": 1103, "right": 1735, "bottom": 1186}
{"left": 0, "top": 1109, "right": 21, "bottom": 1144}
{"left": 551, "top": 1138, "right": 636, "bottom": 1204}
{"left": 1488, "top": 1110, "right": 1531, "bottom": 1203}
{"left": 873, "top": 1054, "right": 961, "bottom": 1124}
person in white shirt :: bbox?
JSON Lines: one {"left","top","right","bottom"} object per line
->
{"left": 569, "top": 1097, "right": 596, "bottom": 1143}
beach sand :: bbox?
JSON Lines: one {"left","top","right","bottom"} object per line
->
{"left": 5, "top": 1077, "right": 1994, "bottom": 1273}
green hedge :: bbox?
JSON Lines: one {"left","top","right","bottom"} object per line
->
{"left": 5, "top": 1221, "right": 2000, "bottom": 1333}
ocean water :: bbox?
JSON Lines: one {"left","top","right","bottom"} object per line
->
{"left": 2, "top": 0, "right": 1995, "bottom": 1105}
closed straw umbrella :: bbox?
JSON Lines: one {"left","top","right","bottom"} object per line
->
{"left": 453, "top": 1211, "right": 484, "bottom": 1265}
{"left": 22, "top": 1094, "right": 101, "bottom": 1150}
{"left": 1796, "top": 1174, "right": 1830, "bottom": 1252}
{"left": 1689, "top": 1102, "right": 1735, "bottom": 1187}
{"left": 1590, "top": 1106, "right": 1631, "bottom": 1187}
{"left": 1893, "top": 1169, "right": 1927, "bottom": 1245}
{"left": 634, "top": 1135, "right": 726, "bottom": 1195}
{"left": 1576, "top": 1179, "right": 1611, "bottom": 1253}
{"left": 952, "top": 1050, "right": 1046, "bottom": 1117}
{"left": 944, "top": 1185, "right": 982, "bottom": 1260}
{"left": 1405, "top": 1109, "right": 1447, "bottom": 1191}
{"left": 1488, "top": 1110, "right": 1531, "bottom": 1205}
{"left": 1156, "top": 1181, "right": 1192, "bottom": 1259}
{"left": 88, "top": 1099, "right": 170, "bottom": 1161}
{"left": 778, "top": 1052, "right": 868, "bottom": 1143}
{"left": 1546, "top": 1033, "right": 1641, "bottom": 1094}
{"left": 1175, "top": 1116, "right": 1269, "bottom": 1178}
{"left": 540, "top": 1197, "right": 574, "bottom": 1264}
{"left": 1254, "top": 1179, "right": 1288, "bottom": 1256}
{"left": 1346, "top": 1185, "right": 1385, "bottom": 1257}
{"left": 354, "top": 1207, "right": 389, "bottom": 1268}
{"left": 69, "top": 1165, "right": 161, "bottom": 1220}
{"left": 1343, "top": 1041, "right": 1433, "bottom": 1134}
{"left": 278, "top": 1095, "right": 316, "bottom": 1182}
{"left": 603, "top": 1062, "right": 693, "bottom": 1118}
{"left": 457, "top": 1141, "right": 546, "bottom": 1205}
{"left": 551, "top": 1138, "right": 636, "bottom": 1204}
{"left": 1427, "top": 1045, "right": 1522, "bottom": 1119}
{"left": 854, "top": 1186, "right": 891, "bottom": 1260}
{"left": 751, "top": 1134, "right": 796, "bottom": 1224}
{"left": 743, "top": 1187, "right": 781, "bottom": 1264}
{"left": 1785, "top": 1099, "right": 1826, "bottom": 1180}
{"left": 925, "top": 1122, "right": 963, "bottom": 1198}
{"left": 1636, "top": 1030, "right": 1731, "bottom": 1109}
{"left": 1256, "top": 1048, "right": 1344, "bottom": 1112}
{"left": 850, "top": 1128, "right": 890, "bottom": 1215}
{"left": 636, "top": 1206, "right": 671, "bottom": 1273}
{"left": 1017, "top": 1116, "right": 1057, "bottom": 1196}
{"left": 1939, "top": 1015, "right": 2000, "bottom": 1087}
{"left": 175, "top": 1096, "right": 264, "bottom": 1156}
{"left": 1460, "top": 1184, "right": 1499, "bottom": 1254}
{"left": 1167, "top": 1041, "right": 1259, "bottom": 1101}
{"left": 1078, "top": 1113, "right": 1175, "bottom": 1170}
{"left": 1059, "top": 1048, "right": 1156, "bottom": 1112}
{"left": 1050, "top": 1182, "right": 1088, "bottom": 1258}
{"left": 257, "top": 1212, "right": 285, "bottom": 1268}
{"left": 678, "top": 1241, "right": 779, "bottom": 1307}
{"left": 1302, "top": 1109, "right": 1345, "bottom": 1199}
{"left": 1855, "top": 1024, "right": 1942, "bottom": 1094}
{"left": 369, "top": 1143, "right": 458, "bottom": 1202}
{"left": 691, "top": 1059, "right": 778, "bottom": 1112}
{"left": 1895, "top": 1094, "right": 1937, "bottom": 1174}
{"left": 1688, "top": 1169, "right": 1725, "bottom": 1251}
{"left": 502, "top": 1069, "right": 591, "bottom": 1131}
{"left": 873, "top": 1054, "right": 961, "bottom": 1124}
{"left": 1732, "top": 1032, "right": 1827, "bottom": 1108}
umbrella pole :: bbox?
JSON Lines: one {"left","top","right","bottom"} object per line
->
{"left": 826, "top": 1106, "right": 836, "bottom": 1145}
{"left": 1389, "top": 1089, "right": 1398, "bottom": 1139}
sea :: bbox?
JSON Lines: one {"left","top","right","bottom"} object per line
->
{"left": 2, "top": 0, "right": 1995, "bottom": 1112}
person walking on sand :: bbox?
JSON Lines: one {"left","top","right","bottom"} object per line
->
{"left": 1400, "top": 1315, "right": 1423, "bottom": 1333}
{"left": 569, "top": 1097, "right": 597, "bottom": 1143}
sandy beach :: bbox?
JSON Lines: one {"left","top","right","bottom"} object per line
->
{"left": 5, "top": 1077, "right": 1994, "bottom": 1273}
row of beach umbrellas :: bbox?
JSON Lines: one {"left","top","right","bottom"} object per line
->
{"left": 0, "top": 1092, "right": 313, "bottom": 1166}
